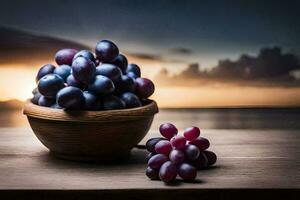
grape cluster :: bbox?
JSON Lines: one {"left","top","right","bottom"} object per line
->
{"left": 31, "top": 40, "right": 155, "bottom": 110}
{"left": 145, "top": 123, "right": 217, "bottom": 183}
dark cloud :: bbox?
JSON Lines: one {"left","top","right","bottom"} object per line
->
{"left": 155, "top": 47, "right": 300, "bottom": 87}
{"left": 169, "top": 47, "right": 194, "bottom": 55}
{"left": 127, "top": 52, "right": 163, "bottom": 61}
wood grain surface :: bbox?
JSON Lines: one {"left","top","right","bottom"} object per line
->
{"left": 0, "top": 128, "right": 299, "bottom": 199}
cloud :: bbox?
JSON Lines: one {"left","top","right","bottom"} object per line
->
{"left": 127, "top": 52, "right": 163, "bottom": 61}
{"left": 155, "top": 46, "right": 300, "bottom": 87}
{"left": 169, "top": 47, "right": 194, "bottom": 55}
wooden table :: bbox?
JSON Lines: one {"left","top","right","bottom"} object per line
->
{"left": 0, "top": 128, "right": 299, "bottom": 199}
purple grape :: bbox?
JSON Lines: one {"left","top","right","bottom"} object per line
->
{"left": 189, "top": 137, "right": 210, "bottom": 151}
{"left": 112, "top": 54, "right": 128, "bottom": 73}
{"left": 114, "top": 75, "right": 136, "bottom": 94}
{"left": 146, "top": 167, "right": 159, "bottom": 180}
{"left": 56, "top": 86, "right": 84, "bottom": 109}
{"left": 127, "top": 71, "right": 138, "bottom": 79}
{"left": 178, "top": 163, "right": 197, "bottom": 181}
{"left": 120, "top": 92, "right": 142, "bottom": 108}
{"left": 55, "top": 49, "right": 77, "bottom": 65}
{"left": 83, "top": 91, "right": 102, "bottom": 110}
{"left": 148, "top": 154, "right": 168, "bottom": 169}
{"left": 169, "top": 149, "right": 185, "bottom": 164}
{"left": 31, "top": 92, "right": 41, "bottom": 105}
{"left": 203, "top": 150, "right": 217, "bottom": 166}
{"left": 135, "top": 78, "right": 155, "bottom": 99}
{"left": 36, "top": 64, "right": 55, "bottom": 82}
{"left": 38, "top": 96, "right": 55, "bottom": 107}
{"left": 146, "top": 137, "right": 166, "bottom": 153}
{"left": 73, "top": 50, "right": 96, "bottom": 63}
{"left": 37, "top": 74, "right": 65, "bottom": 98}
{"left": 170, "top": 136, "right": 187, "bottom": 150}
{"left": 126, "top": 64, "right": 141, "bottom": 77}
{"left": 95, "top": 40, "right": 119, "bottom": 62}
{"left": 54, "top": 65, "right": 72, "bottom": 81}
{"left": 159, "top": 161, "right": 177, "bottom": 183}
{"left": 155, "top": 140, "right": 172, "bottom": 155}
{"left": 146, "top": 152, "right": 156, "bottom": 162}
{"left": 184, "top": 144, "right": 200, "bottom": 160}
{"left": 102, "top": 95, "right": 125, "bottom": 110}
{"left": 184, "top": 127, "right": 200, "bottom": 141}
{"left": 88, "top": 75, "right": 115, "bottom": 95}
{"left": 72, "top": 57, "right": 96, "bottom": 84}
{"left": 66, "top": 75, "right": 84, "bottom": 89}
{"left": 95, "top": 63, "right": 122, "bottom": 82}
{"left": 193, "top": 152, "right": 208, "bottom": 169}
{"left": 159, "top": 123, "right": 178, "bottom": 139}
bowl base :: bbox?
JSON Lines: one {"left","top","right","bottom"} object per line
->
{"left": 50, "top": 151, "right": 131, "bottom": 163}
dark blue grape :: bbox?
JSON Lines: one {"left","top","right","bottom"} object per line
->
{"left": 115, "top": 75, "right": 136, "bottom": 94}
{"left": 146, "top": 152, "right": 156, "bottom": 162}
{"left": 159, "top": 161, "right": 177, "bottom": 183}
{"left": 73, "top": 50, "right": 96, "bottom": 63}
{"left": 169, "top": 149, "right": 185, "bottom": 164}
{"left": 53, "top": 65, "right": 72, "bottom": 81}
{"left": 38, "top": 74, "right": 65, "bottom": 98}
{"left": 31, "top": 92, "right": 41, "bottom": 105}
{"left": 36, "top": 64, "right": 55, "bottom": 82}
{"left": 126, "top": 64, "right": 141, "bottom": 77}
{"left": 102, "top": 95, "right": 125, "bottom": 110}
{"left": 95, "top": 40, "right": 119, "bottom": 62}
{"left": 66, "top": 75, "right": 85, "bottom": 88}
{"left": 55, "top": 49, "right": 77, "bottom": 65}
{"left": 146, "top": 167, "right": 159, "bottom": 180}
{"left": 120, "top": 92, "right": 142, "bottom": 108}
{"left": 146, "top": 137, "right": 166, "bottom": 153}
{"left": 127, "top": 71, "right": 139, "bottom": 79}
{"left": 178, "top": 163, "right": 197, "bottom": 181}
{"left": 72, "top": 56, "right": 96, "bottom": 84}
{"left": 203, "top": 150, "right": 217, "bottom": 166}
{"left": 56, "top": 86, "right": 84, "bottom": 109}
{"left": 148, "top": 154, "right": 168, "bottom": 169}
{"left": 193, "top": 152, "right": 208, "bottom": 169}
{"left": 95, "top": 63, "right": 122, "bottom": 82}
{"left": 184, "top": 144, "right": 200, "bottom": 160}
{"left": 38, "top": 96, "right": 55, "bottom": 107}
{"left": 83, "top": 91, "right": 102, "bottom": 110}
{"left": 88, "top": 75, "right": 115, "bottom": 95}
{"left": 135, "top": 78, "right": 155, "bottom": 99}
{"left": 112, "top": 54, "right": 128, "bottom": 73}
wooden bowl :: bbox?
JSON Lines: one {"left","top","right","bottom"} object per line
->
{"left": 23, "top": 100, "right": 158, "bottom": 162}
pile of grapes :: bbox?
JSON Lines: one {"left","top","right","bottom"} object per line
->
{"left": 32, "top": 40, "right": 155, "bottom": 110}
{"left": 145, "top": 123, "right": 217, "bottom": 183}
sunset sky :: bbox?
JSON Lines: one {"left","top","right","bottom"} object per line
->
{"left": 0, "top": 0, "right": 300, "bottom": 108}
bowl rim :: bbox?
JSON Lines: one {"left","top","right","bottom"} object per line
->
{"left": 23, "top": 99, "right": 159, "bottom": 122}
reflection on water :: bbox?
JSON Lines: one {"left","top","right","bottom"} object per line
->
{"left": 0, "top": 108, "right": 300, "bottom": 129}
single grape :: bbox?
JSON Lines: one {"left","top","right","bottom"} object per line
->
{"left": 203, "top": 150, "right": 217, "bottom": 166}
{"left": 146, "top": 152, "right": 156, "bottom": 162}
{"left": 159, "top": 161, "right": 177, "bottom": 183}
{"left": 53, "top": 65, "right": 72, "bottom": 81}
{"left": 112, "top": 54, "right": 128, "bottom": 73}
{"left": 55, "top": 49, "right": 77, "bottom": 65}
{"left": 66, "top": 75, "right": 84, "bottom": 89}
{"left": 146, "top": 167, "right": 159, "bottom": 180}
{"left": 127, "top": 71, "right": 138, "bottom": 79}
{"left": 159, "top": 123, "right": 178, "bottom": 139}
{"left": 72, "top": 56, "right": 96, "bottom": 84}
{"left": 83, "top": 91, "right": 102, "bottom": 110}
{"left": 102, "top": 95, "right": 125, "bottom": 110}
{"left": 155, "top": 140, "right": 172, "bottom": 155}
{"left": 56, "top": 86, "right": 84, "bottom": 109}
{"left": 189, "top": 137, "right": 210, "bottom": 151}
{"left": 88, "top": 75, "right": 115, "bottom": 95}
{"left": 31, "top": 92, "right": 41, "bottom": 105}
{"left": 37, "top": 74, "right": 65, "bottom": 98}
{"left": 73, "top": 50, "right": 96, "bottom": 63}
{"left": 169, "top": 149, "right": 185, "bottom": 164}
{"left": 148, "top": 154, "right": 168, "bottom": 169}
{"left": 114, "top": 75, "right": 136, "bottom": 94}
{"left": 146, "top": 137, "right": 166, "bottom": 153}
{"left": 38, "top": 96, "right": 55, "bottom": 107}
{"left": 170, "top": 136, "right": 187, "bottom": 150}
{"left": 193, "top": 152, "right": 208, "bottom": 169}
{"left": 95, "top": 40, "right": 119, "bottom": 62}
{"left": 135, "top": 78, "right": 155, "bottom": 99}
{"left": 95, "top": 63, "right": 122, "bottom": 82}
{"left": 184, "top": 144, "right": 200, "bottom": 160}
{"left": 183, "top": 127, "right": 200, "bottom": 141}
{"left": 36, "top": 64, "right": 55, "bottom": 82}
{"left": 178, "top": 163, "right": 197, "bottom": 181}
{"left": 126, "top": 64, "right": 141, "bottom": 77}
{"left": 120, "top": 92, "right": 142, "bottom": 108}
